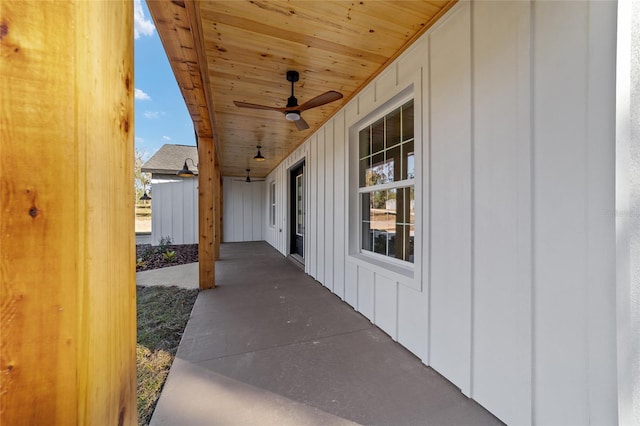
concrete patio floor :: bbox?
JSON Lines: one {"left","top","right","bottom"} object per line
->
{"left": 150, "top": 242, "right": 503, "bottom": 426}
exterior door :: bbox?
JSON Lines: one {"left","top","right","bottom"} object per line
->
{"left": 290, "top": 162, "right": 305, "bottom": 259}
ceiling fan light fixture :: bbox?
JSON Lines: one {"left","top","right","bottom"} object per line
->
{"left": 254, "top": 145, "right": 265, "bottom": 162}
{"left": 285, "top": 111, "right": 301, "bottom": 121}
{"left": 233, "top": 70, "right": 342, "bottom": 131}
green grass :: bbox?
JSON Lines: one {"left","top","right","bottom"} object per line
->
{"left": 137, "top": 285, "right": 199, "bottom": 425}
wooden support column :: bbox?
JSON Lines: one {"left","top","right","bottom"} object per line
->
{"left": 198, "top": 137, "right": 216, "bottom": 289}
{"left": 1, "top": 1, "right": 136, "bottom": 424}
{"left": 215, "top": 167, "right": 222, "bottom": 260}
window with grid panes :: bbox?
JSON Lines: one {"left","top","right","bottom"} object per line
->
{"left": 359, "top": 99, "right": 415, "bottom": 263}
{"left": 269, "top": 181, "right": 276, "bottom": 227}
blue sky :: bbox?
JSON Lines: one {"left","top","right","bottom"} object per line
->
{"left": 134, "top": 0, "right": 195, "bottom": 160}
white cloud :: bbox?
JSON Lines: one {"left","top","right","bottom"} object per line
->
{"left": 134, "top": 0, "right": 155, "bottom": 39}
{"left": 135, "top": 88, "right": 151, "bottom": 101}
{"left": 163, "top": 136, "right": 171, "bottom": 141}
{"left": 143, "top": 111, "right": 165, "bottom": 120}
{"left": 135, "top": 137, "right": 144, "bottom": 143}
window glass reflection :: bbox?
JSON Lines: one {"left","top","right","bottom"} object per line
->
{"left": 402, "top": 139, "right": 414, "bottom": 180}
{"left": 402, "top": 100, "right": 414, "bottom": 140}
{"left": 371, "top": 117, "right": 384, "bottom": 154}
{"left": 386, "top": 108, "right": 401, "bottom": 147}
{"left": 358, "top": 99, "right": 415, "bottom": 263}
{"left": 359, "top": 127, "right": 370, "bottom": 158}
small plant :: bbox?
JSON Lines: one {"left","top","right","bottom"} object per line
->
{"left": 159, "top": 235, "right": 172, "bottom": 246}
{"left": 136, "top": 258, "right": 147, "bottom": 268}
{"left": 157, "top": 236, "right": 173, "bottom": 254}
{"left": 162, "top": 250, "right": 176, "bottom": 262}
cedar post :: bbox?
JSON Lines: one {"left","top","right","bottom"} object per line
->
{"left": 198, "top": 137, "right": 216, "bottom": 289}
{"left": 1, "top": 0, "right": 136, "bottom": 424}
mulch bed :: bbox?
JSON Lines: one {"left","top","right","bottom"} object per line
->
{"left": 136, "top": 244, "right": 198, "bottom": 272}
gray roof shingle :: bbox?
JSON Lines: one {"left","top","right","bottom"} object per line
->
{"left": 142, "top": 144, "right": 198, "bottom": 175}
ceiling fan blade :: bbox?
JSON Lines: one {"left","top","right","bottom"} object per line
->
{"left": 233, "top": 101, "right": 286, "bottom": 112}
{"left": 298, "top": 91, "right": 343, "bottom": 111}
{"left": 295, "top": 116, "right": 310, "bottom": 131}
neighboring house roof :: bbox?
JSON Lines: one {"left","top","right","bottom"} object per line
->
{"left": 142, "top": 144, "right": 198, "bottom": 175}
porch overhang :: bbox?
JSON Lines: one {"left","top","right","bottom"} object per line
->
{"left": 147, "top": 0, "right": 456, "bottom": 179}
{"left": 147, "top": 0, "right": 456, "bottom": 289}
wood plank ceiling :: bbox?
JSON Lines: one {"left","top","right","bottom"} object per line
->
{"left": 147, "top": 0, "right": 455, "bottom": 178}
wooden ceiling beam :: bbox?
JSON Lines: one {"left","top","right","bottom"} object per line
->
{"left": 147, "top": 0, "right": 220, "bottom": 166}
{"left": 184, "top": 0, "right": 221, "bottom": 167}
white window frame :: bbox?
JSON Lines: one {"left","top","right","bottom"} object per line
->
{"left": 347, "top": 70, "right": 423, "bottom": 289}
{"left": 357, "top": 98, "right": 415, "bottom": 267}
{"left": 269, "top": 180, "right": 276, "bottom": 227}
{"left": 357, "top": 97, "right": 415, "bottom": 266}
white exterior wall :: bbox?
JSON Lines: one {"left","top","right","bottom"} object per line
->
{"left": 222, "top": 176, "right": 264, "bottom": 242}
{"left": 263, "top": 2, "right": 619, "bottom": 424}
{"left": 150, "top": 175, "right": 198, "bottom": 245}
{"left": 263, "top": 146, "right": 308, "bottom": 256}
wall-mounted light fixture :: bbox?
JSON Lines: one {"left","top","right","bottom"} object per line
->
{"left": 254, "top": 145, "right": 265, "bottom": 162}
{"left": 177, "top": 158, "right": 197, "bottom": 177}
{"left": 139, "top": 192, "right": 152, "bottom": 201}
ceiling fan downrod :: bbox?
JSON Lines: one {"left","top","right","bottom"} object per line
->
{"left": 285, "top": 70, "right": 301, "bottom": 120}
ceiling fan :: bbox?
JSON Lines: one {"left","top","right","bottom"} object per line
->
{"left": 233, "top": 70, "right": 343, "bottom": 131}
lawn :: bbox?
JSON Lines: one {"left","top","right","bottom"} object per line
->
{"left": 136, "top": 244, "right": 199, "bottom": 425}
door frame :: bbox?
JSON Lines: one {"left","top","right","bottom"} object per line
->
{"left": 287, "top": 159, "right": 306, "bottom": 261}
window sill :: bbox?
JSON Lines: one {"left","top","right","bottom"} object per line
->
{"left": 348, "top": 252, "right": 420, "bottom": 291}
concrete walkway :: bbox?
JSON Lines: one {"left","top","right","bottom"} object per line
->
{"left": 136, "top": 262, "right": 199, "bottom": 289}
{"left": 150, "top": 242, "right": 502, "bottom": 426}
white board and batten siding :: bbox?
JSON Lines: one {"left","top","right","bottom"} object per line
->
{"left": 150, "top": 175, "right": 198, "bottom": 245}
{"left": 259, "top": 2, "right": 620, "bottom": 425}
{"left": 263, "top": 144, "right": 308, "bottom": 256}
{"left": 617, "top": 2, "right": 640, "bottom": 425}
{"left": 222, "top": 176, "right": 264, "bottom": 242}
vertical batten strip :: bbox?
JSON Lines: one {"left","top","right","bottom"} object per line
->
{"left": 585, "top": 1, "right": 618, "bottom": 423}
{"left": 615, "top": 3, "right": 637, "bottom": 424}
{"left": 468, "top": 0, "right": 476, "bottom": 400}
{"left": 317, "top": 130, "right": 326, "bottom": 284}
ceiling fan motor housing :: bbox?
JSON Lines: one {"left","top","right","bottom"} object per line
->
{"left": 286, "top": 70, "right": 300, "bottom": 83}
{"left": 286, "top": 96, "right": 298, "bottom": 108}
